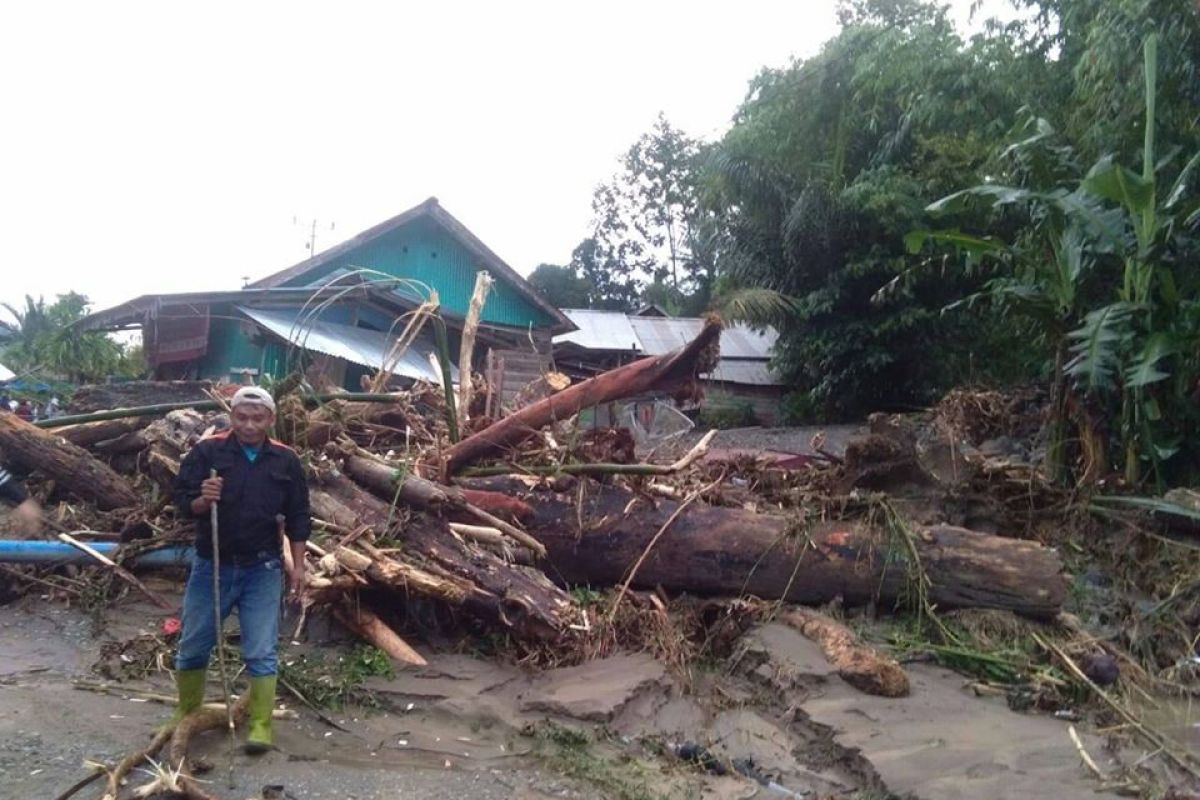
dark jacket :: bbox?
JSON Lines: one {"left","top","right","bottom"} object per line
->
{"left": 0, "top": 465, "right": 29, "bottom": 506}
{"left": 174, "top": 431, "right": 310, "bottom": 561}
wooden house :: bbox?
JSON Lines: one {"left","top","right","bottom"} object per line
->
{"left": 79, "top": 198, "right": 572, "bottom": 390}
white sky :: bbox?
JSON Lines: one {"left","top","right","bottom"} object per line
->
{"left": 0, "top": 0, "right": 1013, "bottom": 316}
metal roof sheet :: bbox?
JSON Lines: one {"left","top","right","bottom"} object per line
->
{"left": 237, "top": 306, "right": 456, "bottom": 384}
{"left": 555, "top": 309, "right": 643, "bottom": 352}
{"left": 705, "top": 359, "right": 778, "bottom": 386}
{"left": 553, "top": 310, "right": 782, "bottom": 385}
{"left": 719, "top": 323, "right": 778, "bottom": 359}
{"left": 624, "top": 317, "right": 776, "bottom": 359}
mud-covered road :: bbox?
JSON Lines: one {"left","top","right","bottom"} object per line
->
{"left": 0, "top": 578, "right": 1131, "bottom": 800}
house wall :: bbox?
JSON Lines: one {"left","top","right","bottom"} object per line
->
{"left": 279, "top": 217, "right": 556, "bottom": 329}
{"left": 703, "top": 382, "right": 785, "bottom": 426}
{"left": 194, "top": 315, "right": 265, "bottom": 381}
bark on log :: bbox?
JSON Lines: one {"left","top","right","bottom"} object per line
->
{"left": 476, "top": 480, "right": 1066, "bottom": 619}
{"left": 94, "top": 430, "right": 151, "bottom": 455}
{"left": 53, "top": 417, "right": 148, "bottom": 449}
{"left": 441, "top": 315, "right": 722, "bottom": 476}
{"left": 779, "top": 607, "right": 909, "bottom": 697}
{"left": 0, "top": 412, "right": 140, "bottom": 510}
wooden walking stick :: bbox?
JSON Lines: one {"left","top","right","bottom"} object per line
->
{"left": 209, "top": 468, "right": 237, "bottom": 788}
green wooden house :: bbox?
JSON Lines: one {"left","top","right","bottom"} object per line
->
{"left": 80, "top": 198, "right": 573, "bottom": 389}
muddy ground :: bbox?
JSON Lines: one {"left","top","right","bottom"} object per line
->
{"left": 0, "top": 573, "right": 1132, "bottom": 800}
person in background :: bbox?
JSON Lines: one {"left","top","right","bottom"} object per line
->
{"left": 45, "top": 396, "right": 61, "bottom": 419}
{"left": 0, "top": 465, "right": 43, "bottom": 534}
{"left": 171, "top": 385, "right": 309, "bottom": 753}
{"left": 14, "top": 400, "right": 33, "bottom": 422}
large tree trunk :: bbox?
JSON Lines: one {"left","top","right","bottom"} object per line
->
{"left": 0, "top": 412, "right": 140, "bottom": 510}
{"left": 474, "top": 480, "right": 1066, "bottom": 620}
{"left": 441, "top": 315, "right": 723, "bottom": 476}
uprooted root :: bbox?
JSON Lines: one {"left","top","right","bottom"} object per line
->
{"left": 101, "top": 693, "right": 248, "bottom": 800}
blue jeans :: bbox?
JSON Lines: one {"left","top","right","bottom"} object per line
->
{"left": 175, "top": 554, "right": 283, "bottom": 677}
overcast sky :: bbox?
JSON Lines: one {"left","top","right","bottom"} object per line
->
{"left": 0, "top": 1, "right": 1013, "bottom": 316}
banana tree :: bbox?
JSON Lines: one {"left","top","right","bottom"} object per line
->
{"left": 911, "top": 114, "right": 1124, "bottom": 481}
{"left": 919, "top": 35, "right": 1200, "bottom": 488}
{"left": 1066, "top": 34, "right": 1200, "bottom": 487}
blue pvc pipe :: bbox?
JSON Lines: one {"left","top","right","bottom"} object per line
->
{"left": 0, "top": 540, "right": 193, "bottom": 566}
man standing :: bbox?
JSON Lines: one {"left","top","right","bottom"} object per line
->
{"left": 173, "top": 386, "right": 309, "bottom": 754}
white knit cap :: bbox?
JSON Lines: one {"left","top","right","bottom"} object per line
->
{"left": 230, "top": 386, "right": 276, "bottom": 412}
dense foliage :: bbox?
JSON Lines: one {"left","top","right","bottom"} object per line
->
{"left": 558, "top": 0, "right": 1199, "bottom": 486}
{"left": 0, "top": 293, "right": 143, "bottom": 384}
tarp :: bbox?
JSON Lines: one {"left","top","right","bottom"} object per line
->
{"left": 0, "top": 362, "right": 13, "bottom": 382}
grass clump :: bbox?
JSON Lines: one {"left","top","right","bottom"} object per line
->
{"left": 279, "top": 644, "right": 394, "bottom": 710}
{"left": 529, "top": 722, "right": 668, "bottom": 800}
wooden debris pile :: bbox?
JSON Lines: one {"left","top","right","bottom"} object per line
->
{"left": 0, "top": 315, "right": 1076, "bottom": 675}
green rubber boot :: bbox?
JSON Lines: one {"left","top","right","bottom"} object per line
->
{"left": 170, "top": 669, "right": 207, "bottom": 726}
{"left": 244, "top": 675, "right": 277, "bottom": 754}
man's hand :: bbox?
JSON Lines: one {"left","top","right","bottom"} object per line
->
{"left": 12, "top": 498, "right": 42, "bottom": 535}
{"left": 191, "top": 476, "right": 223, "bottom": 514}
{"left": 285, "top": 563, "right": 305, "bottom": 605}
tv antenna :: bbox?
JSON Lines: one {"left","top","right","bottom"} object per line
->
{"left": 293, "top": 216, "right": 336, "bottom": 257}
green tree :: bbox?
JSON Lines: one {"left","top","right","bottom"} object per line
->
{"left": 527, "top": 263, "right": 594, "bottom": 308}
{"left": 705, "top": 0, "right": 1033, "bottom": 418}
{"left": 924, "top": 28, "right": 1200, "bottom": 487}
{"left": 1, "top": 292, "right": 127, "bottom": 383}
{"left": 571, "top": 115, "right": 711, "bottom": 311}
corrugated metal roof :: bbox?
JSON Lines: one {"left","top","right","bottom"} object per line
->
{"left": 552, "top": 309, "right": 782, "bottom": 386}
{"left": 627, "top": 317, "right": 697, "bottom": 355}
{"left": 237, "top": 306, "right": 456, "bottom": 384}
{"left": 556, "top": 309, "right": 643, "bottom": 352}
{"left": 627, "top": 317, "right": 777, "bottom": 359}
{"left": 720, "top": 324, "right": 778, "bottom": 359}
{"left": 706, "top": 359, "right": 776, "bottom": 386}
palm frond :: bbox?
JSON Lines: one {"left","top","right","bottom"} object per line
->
{"left": 715, "top": 288, "right": 800, "bottom": 326}
{"left": 707, "top": 150, "right": 785, "bottom": 211}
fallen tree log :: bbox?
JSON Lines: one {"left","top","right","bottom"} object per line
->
{"left": 53, "top": 417, "right": 148, "bottom": 449}
{"left": 441, "top": 315, "right": 722, "bottom": 476}
{"left": 472, "top": 479, "right": 1066, "bottom": 619}
{"left": 0, "top": 412, "right": 140, "bottom": 510}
